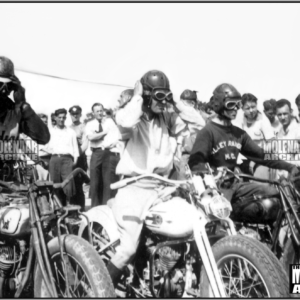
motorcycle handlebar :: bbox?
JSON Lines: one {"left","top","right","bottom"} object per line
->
{"left": 110, "top": 173, "right": 187, "bottom": 190}
{"left": 53, "top": 168, "right": 90, "bottom": 189}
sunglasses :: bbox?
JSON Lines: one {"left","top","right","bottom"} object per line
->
{"left": 224, "top": 99, "right": 242, "bottom": 110}
{"left": 152, "top": 89, "right": 173, "bottom": 103}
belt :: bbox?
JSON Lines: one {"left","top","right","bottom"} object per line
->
{"left": 91, "top": 148, "right": 120, "bottom": 156}
{"left": 52, "top": 154, "right": 73, "bottom": 158}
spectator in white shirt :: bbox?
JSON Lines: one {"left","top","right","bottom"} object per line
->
{"left": 275, "top": 99, "right": 300, "bottom": 180}
{"left": 234, "top": 93, "right": 275, "bottom": 179}
{"left": 85, "top": 103, "right": 121, "bottom": 207}
{"left": 263, "top": 99, "right": 281, "bottom": 136}
{"left": 47, "top": 108, "right": 79, "bottom": 206}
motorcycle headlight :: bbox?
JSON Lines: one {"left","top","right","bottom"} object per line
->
{"left": 209, "top": 194, "right": 232, "bottom": 219}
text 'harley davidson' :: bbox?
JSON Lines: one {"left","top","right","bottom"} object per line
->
{"left": 78, "top": 168, "right": 289, "bottom": 298}
{"left": 0, "top": 162, "right": 115, "bottom": 298}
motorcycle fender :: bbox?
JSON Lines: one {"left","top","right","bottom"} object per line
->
{"left": 78, "top": 205, "right": 120, "bottom": 242}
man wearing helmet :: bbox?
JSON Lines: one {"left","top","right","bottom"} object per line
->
{"left": 106, "top": 70, "right": 204, "bottom": 286}
{"left": 0, "top": 57, "right": 50, "bottom": 165}
{"left": 189, "top": 83, "right": 299, "bottom": 214}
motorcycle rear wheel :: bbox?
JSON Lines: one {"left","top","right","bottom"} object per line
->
{"left": 34, "top": 234, "right": 115, "bottom": 298}
{"left": 200, "top": 235, "right": 289, "bottom": 298}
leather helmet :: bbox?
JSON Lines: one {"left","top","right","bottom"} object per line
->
{"left": 140, "top": 70, "right": 170, "bottom": 108}
{"left": 212, "top": 83, "right": 241, "bottom": 114}
{"left": 0, "top": 56, "right": 15, "bottom": 80}
{"left": 141, "top": 70, "right": 170, "bottom": 92}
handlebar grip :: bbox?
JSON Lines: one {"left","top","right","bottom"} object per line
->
{"left": 110, "top": 181, "right": 127, "bottom": 190}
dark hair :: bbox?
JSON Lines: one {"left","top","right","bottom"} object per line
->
{"left": 263, "top": 99, "right": 276, "bottom": 110}
{"left": 91, "top": 102, "right": 104, "bottom": 112}
{"left": 54, "top": 108, "right": 67, "bottom": 116}
{"left": 295, "top": 94, "right": 300, "bottom": 106}
{"left": 241, "top": 93, "right": 257, "bottom": 106}
{"left": 276, "top": 99, "right": 292, "bottom": 111}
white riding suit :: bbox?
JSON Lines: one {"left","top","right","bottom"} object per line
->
{"left": 111, "top": 95, "right": 203, "bottom": 269}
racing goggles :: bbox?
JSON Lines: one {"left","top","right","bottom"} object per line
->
{"left": 224, "top": 98, "right": 242, "bottom": 110}
{"left": 144, "top": 85, "right": 173, "bottom": 103}
{"left": 152, "top": 89, "right": 173, "bottom": 103}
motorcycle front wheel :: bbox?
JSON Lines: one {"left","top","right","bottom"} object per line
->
{"left": 200, "top": 235, "right": 289, "bottom": 298}
{"left": 34, "top": 234, "right": 115, "bottom": 298}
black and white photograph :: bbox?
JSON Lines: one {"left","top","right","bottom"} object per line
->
{"left": 0, "top": 1, "right": 299, "bottom": 298}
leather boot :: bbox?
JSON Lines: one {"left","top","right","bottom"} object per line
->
{"left": 106, "top": 261, "right": 123, "bottom": 287}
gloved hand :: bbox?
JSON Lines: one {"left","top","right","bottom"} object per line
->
{"left": 10, "top": 75, "right": 26, "bottom": 106}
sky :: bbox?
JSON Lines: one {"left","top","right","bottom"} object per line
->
{"left": 1, "top": 3, "right": 300, "bottom": 124}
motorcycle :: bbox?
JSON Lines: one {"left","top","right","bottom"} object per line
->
{"left": 0, "top": 161, "right": 115, "bottom": 298}
{"left": 213, "top": 165, "right": 300, "bottom": 276}
{"left": 78, "top": 168, "right": 289, "bottom": 298}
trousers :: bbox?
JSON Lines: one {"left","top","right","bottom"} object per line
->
{"left": 90, "top": 149, "right": 120, "bottom": 207}
{"left": 49, "top": 155, "right": 75, "bottom": 206}
{"left": 110, "top": 181, "right": 160, "bottom": 270}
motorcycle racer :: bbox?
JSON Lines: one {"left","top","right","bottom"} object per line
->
{"left": 106, "top": 70, "right": 204, "bottom": 286}
{"left": 0, "top": 57, "right": 50, "bottom": 180}
{"left": 189, "top": 83, "right": 299, "bottom": 213}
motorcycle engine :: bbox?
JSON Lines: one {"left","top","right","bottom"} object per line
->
{"left": 130, "top": 237, "right": 199, "bottom": 298}
{"left": 0, "top": 240, "right": 32, "bottom": 298}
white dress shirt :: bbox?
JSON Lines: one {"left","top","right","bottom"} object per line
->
{"left": 85, "top": 117, "right": 122, "bottom": 153}
{"left": 46, "top": 126, "right": 79, "bottom": 160}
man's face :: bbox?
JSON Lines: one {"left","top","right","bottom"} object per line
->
{"left": 242, "top": 101, "right": 258, "bottom": 120}
{"left": 150, "top": 98, "right": 167, "bottom": 114}
{"left": 56, "top": 113, "right": 66, "bottom": 127}
{"left": 93, "top": 105, "right": 104, "bottom": 121}
{"left": 118, "top": 93, "right": 125, "bottom": 107}
{"left": 276, "top": 104, "right": 293, "bottom": 127}
{"left": 223, "top": 107, "right": 238, "bottom": 120}
{"left": 41, "top": 116, "right": 48, "bottom": 126}
{"left": 70, "top": 112, "right": 81, "bottom": 123}
{"left": 264, "top": 108, "right": 276, "bottom": 123}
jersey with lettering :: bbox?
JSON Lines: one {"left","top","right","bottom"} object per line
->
{"left": 189, "top": 121, "right": 294, "bottom": 173}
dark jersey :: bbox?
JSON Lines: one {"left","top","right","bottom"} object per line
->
{"left": 189, "top": 121, "right": 294, "bottom": 173}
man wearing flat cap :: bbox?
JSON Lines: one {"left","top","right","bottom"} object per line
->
{"left": 46, "top": 108, "right": 79, "bottom": 205}
{"left": 69, "top": 105, "right": 88, "bottom": 211}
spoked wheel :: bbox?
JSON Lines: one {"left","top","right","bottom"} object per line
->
{"left": 83, "top": 222, "right": 115, "bottom": 264}
{"left": 34, "top": 235, "right": 115, "bottom": 298}
{"left": 200, "top": 235, "right": 289, "bottom": 298}
{"left": 217, "top": 254, "right": 270, "bottom": 297}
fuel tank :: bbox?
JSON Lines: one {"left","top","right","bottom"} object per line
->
{"left": 145, "top": 198, "right": 195, "bottom": 238}
{"left": 0, "top": 196, "right": 30, "bottom": 237}
{"left": 231, "top": 195, "right": 280, "bottom": 224}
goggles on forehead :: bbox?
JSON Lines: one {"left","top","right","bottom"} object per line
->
{"left": 224, "top": 98, "right": 242, "bottom": 110}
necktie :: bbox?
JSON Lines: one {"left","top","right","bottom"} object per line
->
{"left": 97, "top": 120, "right": 103, "bottom": 133}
